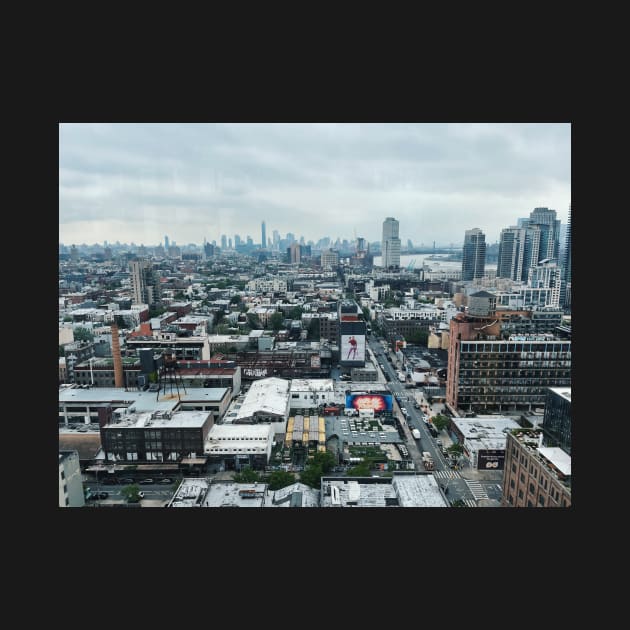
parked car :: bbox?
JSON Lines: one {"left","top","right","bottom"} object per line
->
{"left": 139, "top": 478, "right": 154, "bottom": 484}
{"left": 97, "top": 492, "right": 109, "bottom": 499}
{"left": 159, "top": 478, "right": 173, "bottom": 484}
{"left": 101, "top": 477, "right": 118, "bottom": 485}
{"left": 118, "top": 478, "right": 135, "bottom": 485}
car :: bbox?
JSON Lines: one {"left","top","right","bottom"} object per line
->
{"left": 97, "top": 492, "right": 109, "bottom": 499}
{"left": 159, "top": 478, "right": 173, "bottom": 484}
{"left": 400, "top": 407, "right": 408, "bottom": 415}
{"left": 118, "top": 478, "right": 135, "bottom": 485}
{"left": 101, "top": 477, "right": 118, "bottom": 485}
{"left": 138, "top": 491, "right": 145, "bottom": 498}
{"left": 139, "top": 478, "right": 154, "bottom": 484}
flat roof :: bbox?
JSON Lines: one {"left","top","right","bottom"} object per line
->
{"left": 290, "top": 379, "right": 334, "bottom": 392}
{"left": 549, "top": 387, "right": 571, "bottom": 402}
{"left": 235, "top": 377, "right": 290, "bottom": 419}
{"left": 452, "top": 416, "right": 521, "bottom": 441}
{"left": 169, "top": 478, "right": 210, "bottom": 507}
{"left": 203, "top": 482, "right": 267, "bottom": 507}
{"left": 537, "top": 447, "right": 571, "bottom": 476}
{"left": 326, "top": 416, "right": 402, "bottom": 445}
{"left": 268, "top": 482, "right": 319, "bottom": 507}
{"left": 104, "top": 410, "right": 210, "bottom": 430}
{"left": 59, "top": 387, "right": 229, "bottom": 412}
{"left": 392, "top": 474, "right": 450, "bottom": 507}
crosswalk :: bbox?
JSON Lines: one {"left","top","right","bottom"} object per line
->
{"left": 433, "top": 470, "right": 462, "bottom": 480}
{"left": 463, "top": 499, "right": 477, "bottom": 508}
{"left": 465, "top": 480, "right": 489, "bottom": 500}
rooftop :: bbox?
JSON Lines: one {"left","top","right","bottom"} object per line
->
{"left": 104, "top": 409, "right": 211, "bottom": 430}
{"left": 203, "top": 482, "right": 267, "bottom": 507}
{"left": 549, "top": 387, "right": 571, "bottom": 402}
{"left": 537, "top": 447, "right": 571, "bottom": 476}
{"left": 234, "top": 377, "right": 290, "bottom": 419}
{"left": 59, "top": 387, "right": 230, "bottom": 413}
{"left": 169, "top": 478, "right": 210, "bottom": 507}
{"left": 452, "top": 416, "right": 521, "bottom": 441}
{"left": 290, "top": 379, "right": 334, "bottom": 392}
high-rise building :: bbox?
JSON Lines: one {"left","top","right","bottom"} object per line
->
{"left": 529, "top": 207, "right": 561, "bottom": 261}
{"left": 527, "top": 260, "right": 562, "bottom": 308}
{"left": 321, "top": 248, "right": 339, "bottom": 269}
{"left": 288, "top": 242, "right": 302, "bottom": 264}
{"left": 561, "top": 205, "right": 571, "bottom": 309}
{"left": 272, "top": 230, "right": 280, "bottom": 250}
{"left": 446, "top": 314, "right": 571, "bottom": 413}
{"left": 497, "top": 226, "right": 526, "bottom": 280}
{"left": 164, "top": 235, "right": 170, "bottom": 250}
{"left": 221, "top": 235, "right": 227, "bottom": 250}
{"left": 381, "top": 217, "right": 401, "bottom": 269}
{"left": 234, "top": 234, "right": 242, "bottom": 247}
{"left": 261, "top": 221, "right": 266, "bottom": 249}
{"left": 542, "top": 387, "right": 571, "bottom": 454}
{"left": 130, "top": 259, "right": 161, "bottom": 305}
{"left": 461, "top": 228, "right": 486, "bottom": 281}
{"left": 228, "top": 237, "right": 233, "bottom": 249}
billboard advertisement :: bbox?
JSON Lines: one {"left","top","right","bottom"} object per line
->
{"left": 346, "top": 393, "right": 393, "bottom": 412}
{"left": 477, "top": 449, "right": 505, "bottom": 470}
{"left": 341, "top": 334, "right": 366, "bottom": 362}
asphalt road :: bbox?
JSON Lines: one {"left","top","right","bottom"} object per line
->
{"left": 83, "top": 481, "right": 177, "bottom": 503}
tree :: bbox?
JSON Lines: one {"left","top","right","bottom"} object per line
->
{"left": 446, "top": 443, "right": 463, "bottom": 455}
{"left": 233, "top": 467, "right": 260, "bottom": 483}
{"left": 149, "top": 306, "right": 166, "bottom": 319}
{"left": 121, "top": 484, "right": 141, "bottom": 503}
{"left": 73, "top": 327, "right": 94, "bottom": 343}
{"left": 312, "top": 450, "right": 335, "bottom": 473}
{"left": 289, "top": 306, "right": 304, "bottom": 320}
{"left": 347, "top": 461, "right": 371, "bottom": 476}
{"left": 269, "top": 311, "right": 284, "bottom": 331}
{"left": 59, "top": 345, "right": 65, "bottom": 357}
{"left": 268, "top": 470, "right": 296, "bottom": 490}
{"left": 63, "top": 315, "right": 72, "bottom": 322}
{"left": 432, "top": 414, "right": 450, "bottom": 432}
{"left": 230, "top": 295, "right": 242, "bottom": 305}
{"left": 362, "top": 307, "right": 371, "bottom": 322}
{"left": 300, "top": 463, "right": 323, "bottom": 489}
{"left": 246, "top": 313, "right": 262, "bottom": 329}
{"left": 406, "top": 329, "right": 429, "bottom": 346}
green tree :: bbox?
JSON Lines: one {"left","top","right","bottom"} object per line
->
{"left": 406, "top": 329, "right": 429, "bottom": 345}
{"left": 230, "top": 294, "right": 242, "bottom": 305}
{"left": 289, "top": 306, "right": 304, "bottom": 320}
{"left": 347, "top": 461, "right": 371, "bottom": 476}
{"left": 432, "top": 414, "right": 450, "bottom": 432}
{"left": 312, "top": 450, "right": 335, "bottom": 473}
{"left": 59, "top": 345, "right": 65, "bottom": 357}
{"left": 149, "top": 306, "right": 166, "bottom": 319}
{"left": 121, "top": 484, "right": 141, "bottom": 503}
{"left": 270, "top": 311, "right": 284, "bottom": 331}
{"left": 300, "top": 463, "right": 323, "bottom": 489}
{"left": 246, "top": 313, "right": 262, "bottom": 329}
{"left": 362, "top": 307, "right": 371, "bottom": 322}
{"left": 148, "top": 371, "right": 158, "bottom": 383}
{"left": 447, "top": 442, "right": 463, "bottom": 455}
{"left": 73, "top": 327, "right": 94, "bottom": 343}
{"left": 63, "top": 315, "right": 72, "bottom": 322}
{"left": 233, "top": 467, "right": 260, "bottom": 483}
{"left": 268, "top": 470, "right": 296, "bottom": 490}
{"left": 451, "top": 499, "right": 466, "bottom": 507}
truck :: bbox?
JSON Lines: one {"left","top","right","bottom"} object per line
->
{"left": 411, "top": 428, "right": 421, "bottom": 440}
{"left": 422, "top": 451, "right": 434, "bottom": 470}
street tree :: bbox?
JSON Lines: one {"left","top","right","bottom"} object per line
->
{"left": 270, "top": 311, "right": 284, "bottom": 331}
{"left": 233, "top": 467, "right": 260, "bottom": 483}
{"left": 300, "top": 463, "right": 323, "bottom": 489}
{"left": 432, "top": 414, "right": 450, "bottom": 432}
{"left": 73, "top": 327, "right": 94, "bottom": 343}
{"left": 121, "top": 484, "right": 141, "bottom": 503}
{"left": 312, "top": 450, "right": 335, "bottom": 473}
{"left": 267, "top": 470, "right": 296, "bottom": 490}
{"left": 347, "top": 461, "right": 371, "bottom": 476}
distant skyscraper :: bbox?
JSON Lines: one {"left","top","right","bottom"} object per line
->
{"left": 228, "top": 237, "right": 233, "bottom": 249}
{"left": 289, "top": 242, "right": 302, "bottom": 263}
{"left": 561, "top": 204, "right": 571, "bottom": 308}
{"left": 272, "top": 230, "right": 280, "bottom": 250}
{"left": 221, "top": 235, "right": 227, "bottom": 250}
{"left": 356, "top": 237, "right": 367, "bottom": 252}
{"left": 234, "top": 234, "right": 242, "bottom": 247}
{"left": 286, "top": 232, "right": 295, "bottom": 245}
{"left": 407, "top": 238, "right": 413, "bottom": 250}
{"left": 130, "top": 259, "right": 161, "bottom": 306}
{"left": 523, "top": 207, "right": 561, "bottom": 262}
{"left": 164, "top": 235, "right": 169, "bottom": 250}
{"left": 246, "top": 236, "right": 253, "bottom": 247}
{"left": 497, "top": 226, "right": 526, "bottom": 280}
{"left": 261, "top": 221, "right": 266, "bottom": 249}
{"left": 462, "top": 228, "right": 486, "bottom": 281}
{"left": 381, "top": 217, "right": 401, "bottom": 269}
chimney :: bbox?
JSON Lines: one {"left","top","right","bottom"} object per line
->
{"left": 111, "top": 322, "right": 124, "bottom": 388}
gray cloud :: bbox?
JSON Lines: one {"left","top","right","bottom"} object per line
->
{"left": 59, "top": 123, "right": 570, "bottom": 246}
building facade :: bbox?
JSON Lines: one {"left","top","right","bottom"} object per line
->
{"left": 541, "top": 387, "right": 571, "bottom": 454}
{"left": 59, "top": 450, "right": 85, "bottom": 507}
{"left": 501, "top": 429, "right": 571, "bottom": 507}
{"left": 462, "top": 228, "right": 486, "bottom": 281}
{"left": 130, "top": 259, "right": 161, "bottom": 306}
{"left": 381, "top": 217, "right": 401, "bottom": 269}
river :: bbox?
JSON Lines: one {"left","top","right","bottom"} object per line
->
{"left": 373, "top": 253, "right": 497, "bottom": 271}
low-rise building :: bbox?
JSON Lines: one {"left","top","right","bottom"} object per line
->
{"left": 59, "top": 450, "right": 85, "bottom": 507}
{"left": 204, "top": 423, "right": 274, "bottom": 470}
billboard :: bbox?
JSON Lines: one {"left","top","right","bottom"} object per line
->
{"left": 477, "top": 449, "right": 505, "bottom": 470}
{"left": 346, "top": 393, "right": 393, "bottom": 412}
{"left": 340, "top": 334, "right": 366, "bottom": 362}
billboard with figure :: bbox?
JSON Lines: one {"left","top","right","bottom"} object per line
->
{"left": 341, "top": 334, "right": 366, "bottom": 363}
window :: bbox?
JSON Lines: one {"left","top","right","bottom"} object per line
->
{"left": 518, "top": 489, "right": 523, "bottom": 499}
{"left": 508, "top": 494, "right": 514, "bottom": 505}
{"left": 510, "top": 479, "right": 515, "bottom": 489}
{"left": 529, "top": 482, "right": 535, "bottom": 494}
{"left": 538, "top": 495, "right": 545, "bottom": 506}
{"left": 60, "top": 470, "right": 65, "bottom": 480}
{"left": 527, "top": 500, "right": 534, "bottom": 507}
{"left": 520, "top": 472, "right": 525, "bottom": 483}
{"left": 65, "top": 497, "right": 70, "bottom": 506}
{"left": 512, "top": 462, "right": 517, "bottom": 473}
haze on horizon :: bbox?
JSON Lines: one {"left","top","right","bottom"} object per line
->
{"left": 59, "top": 122, "right": 570, "bottom": 247}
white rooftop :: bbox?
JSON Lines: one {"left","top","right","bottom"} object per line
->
{"left": 452, "top": 416, "right": 521, "bottom": 441}
{"left": 392, "top": 474, "right": 450, "bottom": 507}
{"left": 267, "top": 482, "right": 320, "bottom": 507}
{"left": 105, "top": 410, "right": 211, "bottom": 430}
{"left": 290, "top": 379, "right": 334, "bottom": 393}
{"left": 234, "top": 377, "right": 290, "bottom": 419}
{"left": 537, "top": 447, "right": 571, "bottom": 476}
{"left": 169, "top": 478, "right": 210, "bottom": 507}
{"left": 203, "top": 482, "right": 267, "bottom": 507}
{"left": 549, "top": 387, "right": 571, "bottom": 402}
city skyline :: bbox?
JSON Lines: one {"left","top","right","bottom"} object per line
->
{"left": 59, "top": 123, "right": 570, "bottom": 246}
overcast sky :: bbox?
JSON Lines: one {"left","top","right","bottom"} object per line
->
{"left": 59, "top": 123, "right": 570, "bottom": 247}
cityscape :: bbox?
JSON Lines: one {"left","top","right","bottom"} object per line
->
{"left": 59, "top": 123, "right": 571, "bottom": 508}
